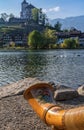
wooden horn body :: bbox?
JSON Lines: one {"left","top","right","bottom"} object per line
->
{"left": 24, "top": 83, "right": 84, "bottom": 130}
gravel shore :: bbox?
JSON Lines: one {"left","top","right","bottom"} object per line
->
{"left": 0, "top": 95, "right": 51, "bottom": 130}
{"left": 0, "top": 78, "right": 84, "bottom": 130}
{"left": 0, "top": 94, "right": 84, "bottom": 130}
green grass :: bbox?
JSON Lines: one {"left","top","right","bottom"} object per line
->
{"left": 0, "top": 24, "right": 23, "bottom": 33}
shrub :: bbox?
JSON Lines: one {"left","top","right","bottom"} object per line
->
{"left": 61, "top": 38, "right": 79, "bottom": 49}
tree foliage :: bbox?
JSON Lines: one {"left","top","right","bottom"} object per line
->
{"left": 1, "top": 13, "right": 15, "bottom": 21}
{"left": 28, "top": 30, "right": 44, "bottom": 49}
{"left": 43, "top": 28, "right": 57, "bottom": 45}
{"left": 32, "top": 8, "right": 46, "bottom": 25}
{"left": 39, "top": 9, "right": 47, "bottom": 25}
{"left": 54, "top": 21, "right": 62, "bottom": 32}
{"left": 28, "top": 29, "right": 57, "bottom": 49}
{"left": 1, "top": 13, "right": 8, "bottom": 21}
{"left": 32, "top": 8, "right": 39, "bottom": 23}
{"left": 9, "top": 13, "right": 15, "bottom": 19}
{"left": 61, "top": 38, "right": 79, "bottom": 49}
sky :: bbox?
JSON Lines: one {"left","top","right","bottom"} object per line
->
{"left": 0, "top": 0, "right": 84, "bottom": 19}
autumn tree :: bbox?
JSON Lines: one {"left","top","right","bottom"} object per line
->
{"left": 43, "top": 28, "right": 57, "bottom": 45}
{"left": 61, "top": 38, "right": 79, "bottom": 49}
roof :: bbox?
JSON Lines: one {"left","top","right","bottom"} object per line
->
{"left": 22, "top": 0, "right": 27, "bottom": 4}
{"left": 26, "top": 4, "right": 35, "bottom": 9}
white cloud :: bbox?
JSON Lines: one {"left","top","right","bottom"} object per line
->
{"left": 49, "top": 7, "right": 60, "bottom": 12}
{"left": 42, "top": 9, "right": 48, "bottom": 13}
{"left": 42, "top": 6, "right": 60, "bottom": 13}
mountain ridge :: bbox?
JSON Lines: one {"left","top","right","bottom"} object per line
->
{"left": 50, "top": 15, "right": 84, "bottom": 32}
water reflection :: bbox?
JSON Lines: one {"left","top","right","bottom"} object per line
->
{"left": 0, "top": 50, "right": 84, "bottom": 88}
{"left": 23, "top": 52, "right": 48, "bottom": 78}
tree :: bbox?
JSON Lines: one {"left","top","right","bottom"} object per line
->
{"left": 32, "top": 8, "right": 46, "bottom": 25}
{"left": 54, "top": 21, "right": 62, "bottom": 32}
{"left": 1, "top": 13, "right": 8, "bottom": 21}
{"left": 28, "top": 30, "right": 43, "bottom": 49}
{"left": 32, "top": 8, "right": 39, "bottom": 23}
{"left": 9, "top": 13, "right": 15, "bottom": 19}
{"left": 39, "top": 8, "right": 46, "bottom": 25}
{"left": 9, "top": 41, "right": 15, "bottom": 48}
{"left": 75, "top": 37, "right": 79, "bottom": 48}
{"left": 63, "top": 29, "right": 69, "bottom": 32}
{"left": 45, "top": 22, "right": 53, "bottom": 29}
{"left": 43, "top": 28, "right": 57, "bottom": 45}
{"left": 1, "top": 13, "right": 15, "bottom": 22}
{"left": 61, "top": 38, "right": 79, "bottom": 49}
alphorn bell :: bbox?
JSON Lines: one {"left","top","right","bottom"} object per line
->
{"left": 23, "top": 82, "right": 84, "bottom": 130}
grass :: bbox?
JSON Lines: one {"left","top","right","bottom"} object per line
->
{"left": 0, "top": 24, "right": 23, "bottom": 33}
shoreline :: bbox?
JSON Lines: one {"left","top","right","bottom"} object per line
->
{"left": 0, "top": 48, "right": 84, "bottom": 51}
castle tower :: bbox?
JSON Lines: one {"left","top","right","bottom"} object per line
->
{"left": 20, "top": 0, "right": 36, "bottom": 20}
{"left": 20, "top": 0, "right": 28, "bottom": 19}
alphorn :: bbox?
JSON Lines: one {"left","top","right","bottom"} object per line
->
{"left": 23, "top": 82, "right": 84, "bottom": 130}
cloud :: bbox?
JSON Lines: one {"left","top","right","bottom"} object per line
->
{"left": 42, "top": 6, "right": 60, "bottom": 13}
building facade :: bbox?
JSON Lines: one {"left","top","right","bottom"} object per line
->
{"left": 20, "top": 0, "right": 35, "bottom": 20}
{"left": 56, "top": 29, "right": 84, "bottom": 46}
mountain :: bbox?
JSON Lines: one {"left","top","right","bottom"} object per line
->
{"left": 50, "top": 15, "right": 84, "bottom": 32}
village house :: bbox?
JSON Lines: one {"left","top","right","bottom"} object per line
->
{"left": 57, "top": 28, "right": 84, "bottom": 46}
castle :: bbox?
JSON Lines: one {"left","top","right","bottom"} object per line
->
{"left": 8, "top": 0, "right": 41, "bottom": 24}
{"left": 0, "top": 0, "right": 45, "bottom": 46}
{"left": 0, "top": 0, "right": 43, "bottom": 24}
{"left": 20, "top": 0, "right": 36, "bottom": 20}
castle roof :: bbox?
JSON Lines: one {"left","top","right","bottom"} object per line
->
{"left": 26, "top": 4, "right": 35, "bottom": 9}
{"left": 22, "top": 0, "right": 27, "bottom": 4}
{"left": 29, "top": 4, "right": 35, "bottom": 8}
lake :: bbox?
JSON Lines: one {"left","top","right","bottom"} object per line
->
{"left": 0, "top": 49, "right": 84, "bottom": 88}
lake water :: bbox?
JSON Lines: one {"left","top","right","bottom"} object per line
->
{"left": 0, "top": 49, "right": 84, "bottom": 88}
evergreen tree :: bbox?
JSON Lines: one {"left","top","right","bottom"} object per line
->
{"left": 54, "top": 21, "right": 62, "bottom": 32}
{"left": 32, "top": 8, "right": 39, "bottom": 23}
{"left": 1, "top": 13, "right": 8, "bottom": 21}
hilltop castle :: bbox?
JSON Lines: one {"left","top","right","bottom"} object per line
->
{"left": 0, "top": 0, "right": 44, "bottom": 24}
{"left": 20, "top": 0, "right": 35, "bottom": 20}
